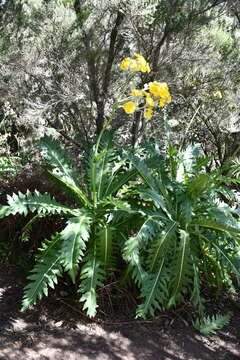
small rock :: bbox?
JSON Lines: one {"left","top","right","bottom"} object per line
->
{"left": 54, "top": 320, "right": 63, "bottom": 327}
{"left": 11, "top": 318, "right": 28, "bottom": 332}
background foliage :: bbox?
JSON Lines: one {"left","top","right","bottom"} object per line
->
{"left": 0, "top": 0, "right": 240, "bottom": 161}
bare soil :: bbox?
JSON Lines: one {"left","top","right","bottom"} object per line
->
{"left": 0, "top": 264, "right": 239, "bottom": 360}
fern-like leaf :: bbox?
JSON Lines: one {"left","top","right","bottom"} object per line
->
{"left": 123, "top": 217, "right": 163, "bottom": 287}
{"left": 104, "top": 168, "right": 137, "bottom": 197}
{"left": 147, "top": 221, "right": 177, "bottom": 272}
{"left": 39, "top": 135, "right": 78, "bottom": 184}
{"left": 86, "top": 130, "right": 115, "bottom": 203}
{"left": 129, "top": 256, "right": 147, "bottom": 287}
{"left": 176, "top": 144, "right": 200, "bottom": 183}
{"left": 168, "top": 229, "right": 192, "bottom": 307}
{"left": 187, "top": 174, "right": 210, "bottom": 200}
{"left": 21, "top": 214, "right": 46, "bottom": 242}
{"left": 195, "top": 214, "right": 240, "bottom": 235}
{"left": 194, "top": 314, "right": 231, "bottom": 337}
{"left": 79, "top": 250, "right": 105, "bottom": 317}
{"left": 0, "top": 190, "right": 76, "bottom": 218}
{"left": 139, "top": 188, "right": 172, "bottom": 219}
{"left": 136, "top": 259, "right": 170, "bottom": 318}
{"left": 0, "top": 156, "right": 21, "bottom": 174}
{"left": 97, "top": 225, "right": 114, "bottom": 270}
{"left": 39, "top": 136, "right": 90, "bottom": 206}
{"left": 123, "top": 216, "right": 162, "bottom": 264}
{"left": 21, "top": 234, "right": 63, "bottom": 310}
{"left": 212, "top": 242, "right": 240, "bottom": 285}
{"left": 95, "top": 131, "right": 115, "bottom": 200}
{"left": 128, "top": 154, "right": 157, "bottom": 188}
{"left": 99, "top": 198, "right": 134, "bottom": 213}
{"left": 190, "top": 261, "right": 205, "bottom": 315}
{"left": 60, "top": 211, "right": 91, "bottom": 282}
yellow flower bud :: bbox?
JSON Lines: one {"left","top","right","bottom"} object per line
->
{"left": 159, "top": 98, "right": 165, "bottom": 108}
{"left": 131, "top": 89, "right": 143, "bottom": 96}
{"left": 146, "top": 95, "right": 155, "bottom": 107}
{"left": 140, "top": 63, "right": 150, "bottom": 73}
{"left": 166, "top": 94, "right": 172, "bottom": 104}
{"left": 120, "top": 57, "right": 131, "bottom": 71}
{"left": 144, "top": 107, "right": 153, "bottom": 120}
{"left": 145, "top": 63, "right": 151, "bottom": 73}
{"left": 134, "top": 54, "right": 151, "bottom": 72}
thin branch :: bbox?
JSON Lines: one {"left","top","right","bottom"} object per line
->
{"left": 102, "top": 11, "right": 125, "bottom": 94}
{"left": 151, "top": 26, "right": 170, "bottom": 76}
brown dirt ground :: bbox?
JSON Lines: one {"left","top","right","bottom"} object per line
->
{"left": 0, "top": 264, "right": 239, "bottom": 360}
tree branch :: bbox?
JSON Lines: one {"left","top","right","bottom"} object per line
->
{"left": 151, "top": 26, "right": 170, "bottom": 77}
{"left": 102, "top": 11, "right": 125, "bottom": 94}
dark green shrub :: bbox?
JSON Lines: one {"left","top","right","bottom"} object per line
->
{"left": 0, "top": 130, "right": 137, "bottom": 317}
{"left": 123, "top": 141, "right": 240, "bottom": 318}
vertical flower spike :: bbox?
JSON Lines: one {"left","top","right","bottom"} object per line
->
{"left": 120, "top": 54, "right": 171, "bottom": 117}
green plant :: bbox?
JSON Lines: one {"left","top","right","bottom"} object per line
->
{"left": 0, "top": 130, "right": 137, "bottom": 317}
{"left": 123, "top": 140, "right": 240, "bottom": 319}
{"left": 194, "top": 314, "right": 231, "bottom": 338}
{"left": 0, "top": 156, "right": 23, "bottom": 259}
{"left": 0, "top": 156, "right": 21, "bottom": 176}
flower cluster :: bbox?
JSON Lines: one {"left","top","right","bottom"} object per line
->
{"left": 123, "top": 81, "right": 171, "bottom": 120}
{"left": 120, "top": 54, "right": 151, "bottom": 73}
{"left": 120, "top": 54, "right": 171, "bottom": 120}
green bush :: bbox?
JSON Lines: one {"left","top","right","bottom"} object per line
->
{"left": 0, "top": 132, "right": 239, "bottom": 321}
{"left": 0, "top": 130, "right": 137, "bottom": 317}
{"left": 123, "top": 141, "right": 240, "bottom": 318}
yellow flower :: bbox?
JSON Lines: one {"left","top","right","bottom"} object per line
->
{"left": 134, "top": 53, "right": 143, "bottom": 59}
{"left": 144, "top": 107, "right": 153, "bottom": 120}
{"left": 120, "top": 57, "right": 131, "bottom": 71}
{"left": 131, "top": 89, "right": 143, "bottom": 96}
{"left": 145, "top": 63, "right": 151, "bottom": 73}
{"left": 166, "top": 94, "right": 172, "bottom": 104}
{"left": 146, "top": 95, "right": 155, "bottom": 107}
{"left": 139, "top": 62, "right": 151, "bottom": 73}
{"left": 123, "top": 101, "right": 136, "bottom": 114}
{"left": 134, "top": 54, "right": 151, "bottom": 73}
{"left": 137, "top": 58, "right": 150, "bottom": 73}
{"left": 129, "top": 60, "right": 139, "bottom": 71}
{"left": 120, "top": 54, "right": 151, "bottom": 73}
{"left": 149, "top": 81, "right": 169, "bottom": 98}
{"left": 159, "top": 98, "right": 165, "bottom": 108}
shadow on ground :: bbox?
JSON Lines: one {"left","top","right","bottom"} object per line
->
{"left": 0, "top": 264, "right": 239, "bottom": 360}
